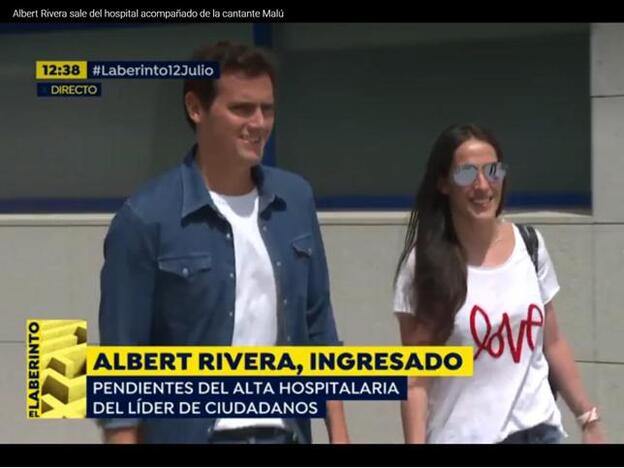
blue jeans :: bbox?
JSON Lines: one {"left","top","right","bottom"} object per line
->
{"left": 207, "top": 426, "right": 299, "bottom": 444}
{"left": 500, "top": 424, "right": 562, "bottom": 444}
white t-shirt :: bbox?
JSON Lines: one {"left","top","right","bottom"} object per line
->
{"left": 210, "top": 188, "right": 285, "bottom": 431}
{"left": 393, "top": 224, "right": 565, "bottom": 443}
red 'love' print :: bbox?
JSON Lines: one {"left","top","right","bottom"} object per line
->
{"left": 470, "top": 304, "right": 544, "bottom": 363}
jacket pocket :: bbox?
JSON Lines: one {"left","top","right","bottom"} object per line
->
{"left": 291, "top": 233, "right": 313, "bottom": 258}
{"left": 157, "top": 253, "right": 212, "bottom": 278}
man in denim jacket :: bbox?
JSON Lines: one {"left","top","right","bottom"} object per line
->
{"left": 98, "top": 41, "right": 349, "bottom": 444}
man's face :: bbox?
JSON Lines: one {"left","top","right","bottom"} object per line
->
{"left": 193, "top": 72, "right": 275, "bottom": 168}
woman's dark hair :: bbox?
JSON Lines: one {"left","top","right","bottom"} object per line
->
{"left": 183, "top": 41, "right": 277, "bottom": 130}
{"left": 395, "top": 123, "right": 507, "bottom": 343}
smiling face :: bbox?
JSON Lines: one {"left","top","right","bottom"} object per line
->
{"left": 439, "top": 138, "right": 505, "bottom": 222}
{"left": 187, "top": 71, "right": 275, "bottom": 169}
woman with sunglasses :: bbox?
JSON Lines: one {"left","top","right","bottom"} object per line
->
{"left": 393, "top": 123, "right": 604, "bottom": 444}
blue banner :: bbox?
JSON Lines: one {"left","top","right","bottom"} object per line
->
{"left": 87, "top": 61, "right": 219, "bottom": 79}
{"left": 37, "top": 82, "right": 101, "bottom": 97}
{"left": 87, "top": 376, "right": 406, "bottom": 418}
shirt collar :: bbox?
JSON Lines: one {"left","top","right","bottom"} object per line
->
{"left": 180, "top": 145, "right": 282, "bottom": 220}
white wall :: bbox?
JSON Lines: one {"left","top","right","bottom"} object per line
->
{"left": 1, "top": 211, "right": 622, "bottom": 443}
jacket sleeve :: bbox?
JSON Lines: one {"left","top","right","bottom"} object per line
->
{"left": 97, "top": 203, "right": 158, "bottom": 430}
{"left": 304, "top": 186, "right": 342, "bottom": 346}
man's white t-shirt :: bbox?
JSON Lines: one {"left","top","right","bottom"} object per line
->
{"left": 210, "top": 188, "right": 285, "bottom": 431}
{"left": 393, "top": 224, "right": 566, "bottom": 443}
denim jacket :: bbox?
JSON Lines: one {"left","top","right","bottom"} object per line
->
{"left": 99, "top": 146, "right": 341, "bottom": 443}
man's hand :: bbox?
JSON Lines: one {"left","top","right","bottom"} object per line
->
{"left": 325, "top": 400, "right": 350, "bottom": 444}
{"left": 104, "top": 426, "right": 139, "bottom": 444}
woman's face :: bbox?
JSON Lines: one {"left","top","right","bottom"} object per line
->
{"left": 439, "top": 138, "right": 506, "bottom": 222}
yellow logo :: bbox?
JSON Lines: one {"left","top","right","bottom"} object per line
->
{"left": 26, "top": 320, "right": 87, "bottom": 418}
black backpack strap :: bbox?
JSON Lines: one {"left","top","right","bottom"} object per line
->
{"left": 516, "top": 223, "right": 559, "bottom": 399}
{"left": 517, "top": 223, "right": 538, "bottom": 273}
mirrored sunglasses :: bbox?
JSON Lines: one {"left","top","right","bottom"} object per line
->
{"left": 451, "top": 162, "right": 507, "bottom": 187}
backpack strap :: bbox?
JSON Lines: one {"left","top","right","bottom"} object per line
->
{"left": 517, "top": 223, "right": 538, "bottom": 273}
{"left": 516, "top": 223, "right": 559, "bottom": 399}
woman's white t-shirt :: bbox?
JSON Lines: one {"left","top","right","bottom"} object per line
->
{"left": 393, "top": 224, "right": 566, "bottom": 443}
